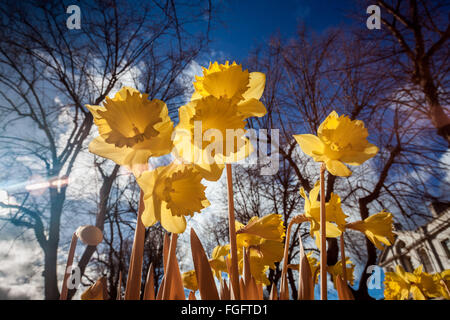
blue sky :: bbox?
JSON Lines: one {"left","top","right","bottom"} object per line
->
{"left": 209, "top": 0, "right": 356, "bottom": 60}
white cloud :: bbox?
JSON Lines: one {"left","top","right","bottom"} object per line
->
{"left": 0, "top": 228, "right": 44, "bottom": 299}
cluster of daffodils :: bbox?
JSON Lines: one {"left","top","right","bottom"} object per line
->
{"left": 299, "top": 180, "right": 395, "bottom": 251}
{"left": 182, "top": 214, "right": 285, "bottom": 292}
{"left": 289, "top": 254, "right": 356, "bottom": 290}
{"left": 87, "top": 62, "right": 266, "bottom": 234}
{"left": 174, "top": 61, "right": 267, "bottom": 180}
{"left": 294, "top": 112, "right": 395, "bottom": 264}
{"left": 83, "top": 60, "right": 448, "bottom": 301}
{"left": 384, "top": 266, "right": 450, "bottom": 300}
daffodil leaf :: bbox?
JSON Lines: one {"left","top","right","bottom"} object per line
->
{"left": 162, "top": 234, "right": 185, "bottom": 300}
{"left": 190, "top": 228, "right": 220, "bottom": 300}
{"left": 143, "top": 263, "right": 155, "bottom": 300}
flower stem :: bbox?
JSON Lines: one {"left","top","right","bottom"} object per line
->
{"left": 280, "top": 219, "right": 294, "bottom": 299}
{"left": 59, "top": 232, "right": 78, "bottom": 300}
{"left": 124, "top": 190, "right": 146, "bottom": 300}
{"left": 320, "top": 163, "right": 327, "bottom": 300}
{"left": 226, "top": 163, "right": 240, "bottom": 299}
{"left": 340, "top": 235, "right": 347, "bottom": 283}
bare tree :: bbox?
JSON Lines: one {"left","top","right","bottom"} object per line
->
{"left": 227, "top": 23, "right": 449, "bottom": 299}
{"left": 361, "top": 0, "right": 450, "bottom": 144}
{"left": 0, "top": 0, "right": 214, "bottom": 299}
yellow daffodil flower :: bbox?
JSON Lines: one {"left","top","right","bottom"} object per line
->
{"left": 299, "top": 181, "right": 348, "bottom": 248}
{"left": 182, "top": 270, "right": 198, "bottom": 292}
{"left": 327, "top": 258, "right": 355, "bottom": 288}
{"left": 243, "top": 249, "right": 271, "bottom": 285}
{"left": 411, "top": 266, "right": 442, "bottom": 299}
{"left": 172, "top": 97, "right": 249, "bottom": 180}
{"left": 346, "top": 210, "right": 395, "bottom": 250}
{"left": 236, "top": 217, "right": 285, "bottom": 285}
{"left": 384, "top": 266, "right": 411, "bottom": 300}
{"left": 212, "top": 216, "right": 285, "bottom": 285}
{"left": 237, "top": 239, "right": 284, "bottom": 286}
{"left": 304, "top": 253, "right": 354, "bottom": 288}
{"left": 209, "top": 244, "right": 230, "bottom": 280}
{"left": 136, "top": 162, "right": 210, "bottom": 233}
{"left": 433, "top": 270, "right": 450, "bottom": 299}
{"left": 306, "top": 252, "right": 320, "bottom": 284}
{"left": 192, "top": 61, "right": 267, "bottom": 118}
{"left": 87, "top": 87, "right": 173, "bottom": 176}
{"left": 236, "top": 214, "right": 285, "bottom": 241}
{"left": 293, "top": 111, "right": 379, "bottom": 177}
{"left": 172, "top": 62, "right": 266, "bottom": 181}
{"left": 384, "top": 265, "right": 448, "bottom": 300}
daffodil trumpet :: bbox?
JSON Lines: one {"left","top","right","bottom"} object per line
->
{"left": 319, "top": 163, "right": 327, "bottom": 300}
{"left": 345, "top": 210, "right": 395, "bottom": 250}
{"left": 59, "top": 232, "right": 78, "bottom": 300}
{"left": 86, "top": 87, "right": 174, "bottom": 177}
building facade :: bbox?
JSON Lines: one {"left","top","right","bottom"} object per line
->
{"left": 379, "top": 202, "right": 450, "bottom": 274}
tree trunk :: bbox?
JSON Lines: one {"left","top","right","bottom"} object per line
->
{"left": 420, "top": 61, "right": 450, "bottom": 145}
{"left": 44, "top": 186, "right": 67, "bottom": 300}
{"left": 353, "top": 238, "right": 377, "bottom": 300}
{"left": 287, "top": 268, "right": 298, "bottom": 299}
{"left": 430, "top": 103, "right": 450, "bottom": 145}
{"left": 43, "top": 243, "right": 59, "bottom": 300}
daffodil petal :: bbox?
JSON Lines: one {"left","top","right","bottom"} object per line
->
{"left": 340, "top": 143, "right": 379, "bottom": 166}
{"left": 195, "top": 161, "right": 224, "bottom": 181}
{"left": 309, "top": 183, "right": 320, "bottom": 205}
{"left": 325, "top": 222, "right": 342, "bottom": 237}
{"left": 141, "top": 195, "right": 161, "bottom": 227}
{"left": 123, "top": 149, "right": 152, "bottom": 177}
{"left": 86, "top": 104, "right": 106, "bottom": 117}
{"left": 190, "top": 91, "right": 202, "bottom": 101}
{"left": 237, "top": 98, "right": 267, "bottom": 118}
{"left": 88, "top": 136, "right": 129, "bottom": 165}
{"left": 317, "top": 110, "right": 339, "bottom": 134}
{"left": 160, "top": 201, "right": 187, "bottom": 233}
{"left": 242, "top": 72, "right": 265, "bottom": 101}
{"left": 293, "top": 134, "right": 325, "bottom": 158}
{"left": 325, "top": 159, "right": 352, "bottom": 177}
{"left": 221, "top": 136, "right": 254, "bottom": 163}
{"left": 148, "top": 119, "right": 174, "bottom": 157}
{"left": 313, "top": 230, "right": 321, "bottom": 249}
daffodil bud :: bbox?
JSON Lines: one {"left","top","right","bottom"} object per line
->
{"left": 75, "top": 225, "right": 103, "bottom": 246}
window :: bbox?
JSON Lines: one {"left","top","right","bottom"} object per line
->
{"left": 401, "top": 255, "right": 414, "bottom": 272}
{"left": 417, "top": 248, "right": 434, "bottom": 273}
{"left": 441, "top": 239, "right": 450, "bottom": 259}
